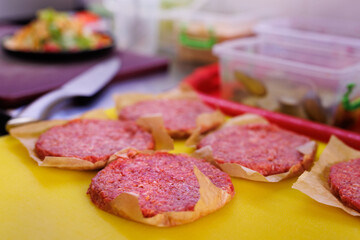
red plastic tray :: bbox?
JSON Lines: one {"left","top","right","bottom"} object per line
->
{"left": 184, "top": 64, "right": 360, "bottom": 150}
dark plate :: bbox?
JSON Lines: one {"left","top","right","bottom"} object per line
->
{"left": 1, "top": 33, "right": 115, "bottom": 61}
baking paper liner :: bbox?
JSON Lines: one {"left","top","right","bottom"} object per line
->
{"left": 10, "top": 109, "right": 173, "bottom": 170}
{"left": 99, "top": 150, "right": 233, "bottom": 227}
{"left": 191, "top": 113, "right": 317, "bottom": 182}
{"left": 292, "top": 136, "right": 360, "bottom": 216}
{"left": 136, "top": 115, "right": 174, "bottom": 150}
{"left": 114, "top": 86, "right": 225, "bottom": 138}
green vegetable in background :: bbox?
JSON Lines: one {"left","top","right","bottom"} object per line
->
{"left": 342, "top": 83, "right": 360, "bottom": 111}
{"left": 39, "top": 9, "right": 56, "bottom": 22}
{"left": 75, "top": 36, "right": 92, "bottom": 49}
{"left": 39, "top": 8, "right": 68, "bottom": 22}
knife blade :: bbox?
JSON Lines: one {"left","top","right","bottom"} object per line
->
{"left": 6, "top": 57, "right": 121, "bottom": 130}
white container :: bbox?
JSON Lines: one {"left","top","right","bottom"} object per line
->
{"left": 213, "top": 38, "right": 360, "bottom": 124}
{"left": 255, "top": 17, "right": 360, "bottom": 59}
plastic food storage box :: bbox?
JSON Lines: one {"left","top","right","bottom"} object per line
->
{"left": 175, "top": 10, "right": 273, "bottom": 63}
{"left": 255, "top": 17, "right": 360, "bottom": 59}
{"left": 213, "top": 38, "right": 360, "bottom": 128}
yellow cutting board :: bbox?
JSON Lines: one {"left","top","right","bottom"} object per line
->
{"left": 1, "top": 114, "right": 359, "bottom": 239}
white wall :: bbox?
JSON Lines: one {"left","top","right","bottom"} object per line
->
{"left": 301, "top": 0, "right": 360, "bottom": 21}
{"left": 202, "top": 0, "right": 360, "bottom": 22}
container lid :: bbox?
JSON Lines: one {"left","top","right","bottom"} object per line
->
{"left": 255, "top": 17, "right": 360, "bottom": 48}
{"left": 213, "top": 37, "right": 360, "bottom": 76}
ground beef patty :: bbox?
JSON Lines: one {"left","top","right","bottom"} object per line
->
{"left": 119, "top": 99, "right": 215, "bottom": 137}
{"left": 198, "top": 123, "right": 311, "bottom": 176}
{"left": 35, "top": 119, "right": 154, "bottom": 163}
{"left": 88, "top": 152, "right": 234, "bottom": 218}
{"left": 329, "top": 159, "right": 360, "bottom": 212}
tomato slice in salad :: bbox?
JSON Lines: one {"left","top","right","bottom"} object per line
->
{"left": 74, "top": 11, "right": 100, "bottom": 24}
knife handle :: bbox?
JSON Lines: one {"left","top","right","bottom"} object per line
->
{"left": 6, "top": 89, "right": 72, "bottom": 131}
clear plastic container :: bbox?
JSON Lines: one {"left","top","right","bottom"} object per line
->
{"left": 213, "top": 38, "right": 360, "bottom": 126}
{"left": 175, "top": 10, "right": 273, "bottom": 63}
{"left": 254, "top": 17, "right": 360, "bottom": 59}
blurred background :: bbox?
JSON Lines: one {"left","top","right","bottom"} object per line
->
{"left": 3, "top": 0, "right": 360, "bottom": 52}
{"left": 2, "top": 0, "right": 360, "bottom": 22}
{"left": 2, "top": 0, "right": 360, "bottom": 135}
